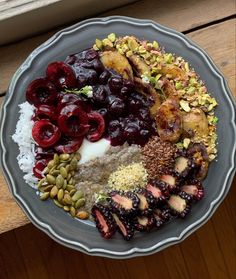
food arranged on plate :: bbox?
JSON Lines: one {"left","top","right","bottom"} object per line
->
{"left": 12, "top": 34, "right": 218, "bottom": 241}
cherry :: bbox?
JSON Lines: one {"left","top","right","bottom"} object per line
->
{"left": 35, "top": 146, "right": 54, "bottom": 160}
{"left": 32, "top": 120, "right": 61, "bottom": 148}
{"left": 58, "top": 104, "right": 89, "bottom": 137}
{"left": 57, "top": 93, "right": 89, "bottom": 113}
{"left": 54, "top": 135, "right": 83, "bottom": 153}
{"left": 86, "top": 112, "right": 105, "bottom": 142}
{"left": 34, "top": 105, "right": 57, "bottom": 122}
{"left": 26, "top": 78, "right": 58, "bottom": 106}
{"left": 33, "top": 159, "right": 48, "bottom": 179}
{"left": 46, "top": 61, "right": 77, "bottom": 89}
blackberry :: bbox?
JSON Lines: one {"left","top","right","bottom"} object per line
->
{"left": 91, "top": 204, "right": 117, "bottom": 239}
{"left": 113, "top": 213, "right": 134, "bottom": 241}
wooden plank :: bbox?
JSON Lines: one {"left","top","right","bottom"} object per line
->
{"left": 0, "top": 0, "right": 235, "bottom": 94}
{"left": 187, "top": 19, "right": 236, "bottom": 96}
{"left": 0, "top": 172, "right": 29, "bottom": 234}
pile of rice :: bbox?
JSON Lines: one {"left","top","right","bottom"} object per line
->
{"left": 12, "top": 102, "right": 37, "bottom": 188}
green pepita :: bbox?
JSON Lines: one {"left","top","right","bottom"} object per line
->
{"left": 37, "top": 178, "right": 46, "bottom": 189}
{"left": 54, "top": 199, "right": 63, "bottom": 208}
{"left": 70, "top": 206, "right": 76, "bottom": 217}
{"left": 57, "top": 162, "right": 67, "bottom": 169}
{"left": 40, "top": 192, "right": 50, "bottom": 201}
{"left": 64, "top": 194, "right": 72, "bottom": 205}
{"left": 59, "top": 154, "right": 70, "bottom": 161}
{"left": 69, "top": 189, "right": 77, "bottom": 196}
{"left": 47, "top": 160, "right": 55, "bottom": 169}
{"left": 72, "top": 190, "right": 84, "bottom": 202}
{"left": 66, "top": 184, "right": 75, "bottom": 192}
{"left": 75, "top": 198, "right": 86, "bottom": 209}
{"left": 49, "top": 165, "right": 57, "bottom": 174}
{"left": 43, "top": 185, "right": 54, "bottom": 192}
{"left": 57, "top": 189, "right": 64, "bottom": 202}
{"left": 60, "top": 167, "right": 67, "bottom": 178}
{"left": 67, "top": 173, "right": 72, "bottom": 181}
{"left": 63, "top": 205, "right": 70, "bottom": 212}
{"left": 50, "top": 186, "right": 58, "bottom": 198}
{"left": 53, "top": 153, "right": 59, "bottom": 165}
{"left": 46, "top": 174, "right": 56, "bottom": 184}
{"left": 43, "top": 167, "right": 49, "bottom": 175}
{"left": 63, "top": 179, "right": 67, "bottom": 190}
{"left": 50, "top": 170, "right": 60, "bottom": 176}
{"left": 69, "top": 158, "right": 78, "bottom": 171}
{"left": 56, "top": 174, "right": 64, "bottom": 188}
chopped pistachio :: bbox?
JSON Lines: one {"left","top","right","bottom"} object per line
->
{"left": 128, "top": 38, "right": 139, "bottom": 51}
{"left": 176, "top": 142, "right": 183, "bottom": 149}
{"left": 152, "top": 40, "right": 159, "bottom": 49}
{"left": 166, "top": 74, "right": 172, "bottom": 79}
{"left": 102, "top": 38, "right": 113, "bottom": 47}
{"left": 155, "top": 74, "right": 162, "bottom": 81}
{"left": 95, "top": 39, "right": 103, "bottom": 49}
{"left": 183, "top": 138, "right": 191, "bottom": 149}
{"left": 93, "top": 44, "right": 99, "bottom": 51}
{"left": 149, "top": 76, "right": 156, "bottom": 85}
{"left": 164, "top": 53, "right": 173, "bottom": 64}
{"left": 156, "top": 57, "right": 161, "bottom": 62}
{"left": 175, "top": 81, "right": 182, "bottom": 90}
{"left": 187, "top": 86, "right": 195, "bottom": 94}
{"left": 125, "top": 50, "right": 132, "bottom": 57}
{"left": 117, "top": 48, "right": 124, "bottom": 55}
{"left": 189, "top": 77, "right": 197, "bottom": 85}
{"left": 185, "top": 62, "right": 190, "bottom": 72}
{"left": 108, "top": 33, "right": 116, "bottom": 42}
{"left": 209, "top": 154, "right": 216, "bottom": 161}
{"left": 138, "top": 45, "right": 147, "bottom": 54}
{"left": 208, "top": 104, "right": 214, "bottom": 111}
{"left": 180, "top": 100, "right": 191, "bottom": 112}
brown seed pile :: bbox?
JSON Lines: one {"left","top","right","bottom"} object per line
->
{"left": 141, "top": 136, "right": 177, "bottom": 180}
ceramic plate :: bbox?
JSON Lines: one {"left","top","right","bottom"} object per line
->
{"left": 0, "top": 16, "right": 235, "bottom": 258}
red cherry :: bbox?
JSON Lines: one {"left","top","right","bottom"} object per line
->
{"left": 32, "top": 119, "right": 61, "bottom": 148}
{"left": 33, "top": 159, "right": 48, "bottom": 179}
{"left": 58, "top": 104, "right": 89, "bottom": 137}
{"left": 86, "top": 112, "right": 105, "bottom": 142}
{"left": 57, "top": 93, "right": 85, "bottom": 113}
{"left": 35, "top": 146, "right": 54, "bottom": 160}
{"left": 46, "top": 61, "right": 77, "bottom": 89}
{"left": 26, "top": 78, "right": 58, "bottom": 105}
{"left": 54, "top": 135, "right": 83, "bottom": 153}
{"left": 34, "top": 105, "right": 57, "bottom": 122}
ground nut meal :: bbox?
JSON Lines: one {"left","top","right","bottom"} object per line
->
{"left": 13, "top": 33, "right": 218, "bottom": 241}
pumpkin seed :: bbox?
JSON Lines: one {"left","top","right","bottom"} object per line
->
{"left": 43, "top": 185, "right": 54, "bottom": 192}
{"left": 72, "top": 190, "right": 84, "bottom": 202}
{"left": 70, "top": 158, "right": 78, "bottom": 171}
{"left": 75, "top": 198, "right": 86, "bottom": 209}
{"left": 56, "top": 174, "right": 64, "bottom": 188}
{"left": 70, "top": 206, "right": 76, "bottom": 217}
{"left": 50, "top": 186, "right": 58, "bottom": 198}
{"left": 76, "top": 211, "right": 89, "bottom": 220}
{"left": 70, "top": 170, "right": 75, "bottom": 176}
{"left": 47, "top": 160, "right": 55, "bottom": 169}
{"left": 75, "top": 153, "right": 81, "bottom": 161}
{"left": 64, "top": 193, "right": 72, "bottom": 205}
{"left": 63, "top": 205, "right": 70, "bottom": 212}
{"left": 40, "top": 192, "right": 50, "bottom": 201}
{"left": 57, "top": 162, "right": 67, "bottom": 169}
{"left": 57, "top": 189, "right": 64, "bottom": 202}
{"left": 38, "top": 178, "right": 46, "bottom": 189}
{"left": 69, "top": 189, "right": 77, "bottom": 196}
{"left": 65, "top": 164, "right": 70, "bottom": 173}
{"left": 68, "top": 177, "right": 74, "bottom": 185}
{"left": 43, "top": 167, "right": 49, "bottom": 175}
{"left": 49, "top": 165, "right": 57, "bottom": 174}
{"left": 67, "top": 173, "right": 72, "bottom": 181}
{"left": 53, "top": 153, "right": 59, "bottom": 165}
{"left": 60, "top": 167, "right": 67, "bottom": 178}
{"left": 66, "top": 184, "right": 75, "bottom": 192}
{"left": 50, "top": 170, "right": 60, "bottom": 176}
{"left": 54, "top": 199, "right": 63, "bottom": 208}
{"left": 59, "top": 154, "right": 70, "bottom": 161}
{"left": 46, "top": 174, "right": 56, "bottom": 185}
{"left": 63, "top": 180, "right": 67, "bottom": 190}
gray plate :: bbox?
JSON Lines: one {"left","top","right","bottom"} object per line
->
{"left": 0, "top": 16, "right": 235, "bottom": 259}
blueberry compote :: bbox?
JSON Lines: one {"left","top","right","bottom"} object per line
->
{"left": 65, "top": 48, "right": 156, "bottom": 146}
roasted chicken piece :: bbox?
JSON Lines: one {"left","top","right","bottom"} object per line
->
{"left": 99, "top": 50, "right": 133, "bottom": 80}
{"left": 156, "top": 98, "right": 182, "bottom": 142}
{"left": 128, "top": 54, "right": 151, "bottom": 77}
{"left": 182, "top": 108, "right": 209, "bottom": 137}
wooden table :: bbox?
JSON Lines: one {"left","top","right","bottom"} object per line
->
{"left": 0, "top": 0, "right": 235, "bottom": 278}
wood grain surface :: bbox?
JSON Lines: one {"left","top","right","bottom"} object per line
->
{"left": 0, "top": 0, "right": 235, "bottom": 278}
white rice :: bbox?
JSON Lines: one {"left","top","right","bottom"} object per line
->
{"left": 12, "top": 102, "right": 38, "bottom": 188}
